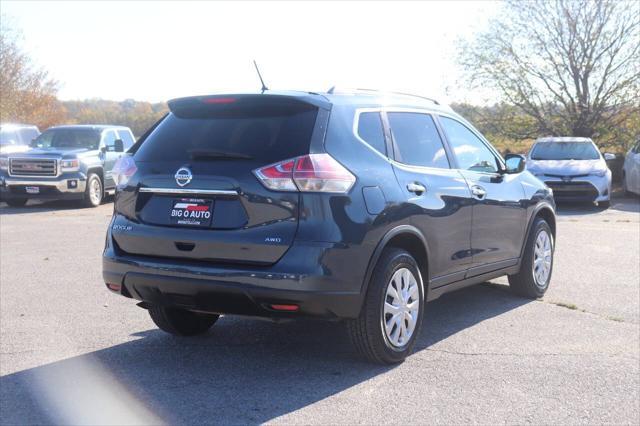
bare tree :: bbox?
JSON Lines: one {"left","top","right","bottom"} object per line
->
{"left": 459, "top": 0, "right": 640, "bottom": 149}
{"left": 0, "top": 21, "right": 66, "bottom": 129}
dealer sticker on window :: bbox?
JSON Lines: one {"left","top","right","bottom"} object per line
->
{"left": 170, "top": 198, "right": 213, "bottom": 227}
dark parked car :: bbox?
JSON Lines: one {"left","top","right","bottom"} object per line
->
{"left": 0, "top": 125, "right": 135, "bottom": 207}
{"left": 103, "top": 90, "right": 556, "bottom": 364}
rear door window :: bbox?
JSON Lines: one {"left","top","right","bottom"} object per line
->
{"left": 357, "top": 112, "right": 386, "bottom": 155}
{"left": 134, "top": 100, "right": 318, "bottom": 163}
{"left": 387, "top": 112, "right": 449, "bottom": 168}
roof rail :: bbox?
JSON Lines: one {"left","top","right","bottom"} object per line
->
{"left": 325, "top": 87, "right": 440, "bottom": 105}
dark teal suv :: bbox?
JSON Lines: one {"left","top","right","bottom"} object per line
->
{"left": 103, "top": 90, "right": 556, "bottom": 364}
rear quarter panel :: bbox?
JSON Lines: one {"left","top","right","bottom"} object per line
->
{"left": 295, "top": 104, "right": 413, "bottom": 292}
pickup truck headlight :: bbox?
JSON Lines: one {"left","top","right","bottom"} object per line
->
{"left": 60, "top": 159, "right": 80, "bottom": 172}
{"left": 0, "top": 158, "right": 7, "bottom": 171}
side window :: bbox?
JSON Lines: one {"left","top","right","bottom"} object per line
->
{"left": 440, "top": 117, "right": 499, "bottom": 173}
{"left": 102, "top": 130, "right": 117, "bottom": 150}
{"left": 357, "top": 112, "right": 386, "bottom": 155}
{"left": 387, "top": 112, "right": 449, "bottom": 168}
{"left": 118, "top": 129, "right": 135, "bottom": 150}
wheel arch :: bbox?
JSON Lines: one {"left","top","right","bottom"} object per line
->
{"left": 86, "top": 166, "right": 104, "bottom": 184}
{"left": 533, "top": 204, "right": 556, "bottom": 238}
{"left": 361, "top": 225, "right": 430, "bottom": 302}
{"left": 519, "top": 202, "right": 556, "bottom": 262}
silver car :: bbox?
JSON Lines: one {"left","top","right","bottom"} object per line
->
{"left": 622, "top": 138, "right": 640, "bottom": 196}
{"left": 526, "top": 137, "right": 614, "bottom": 207}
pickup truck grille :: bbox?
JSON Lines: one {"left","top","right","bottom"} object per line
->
{"left": 9, "top": 158, "right": 58, "bottom": 177}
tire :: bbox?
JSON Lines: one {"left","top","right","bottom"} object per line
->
{"left": 509, "top": 217, "right": 554, "bottom": 298}
{"left": 148, "top": 304, "right": 219, "bottom": 336}
{"left": 5, "top": 198, "right": 27, "bottom": 207}
{"left": 83, "top": 173, "right": 103, "bottom": 207}
{"left": 598, "top": 200, "right": 611, "bottom": 209}
{"left": 347, "top": 248, "right": 425, "bottom": 364}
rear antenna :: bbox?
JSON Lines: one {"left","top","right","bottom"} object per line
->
{"left": 253, "top": 60, "right": 268, "bottom": 93}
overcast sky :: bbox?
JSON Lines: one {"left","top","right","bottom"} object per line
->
{"left": 2, "top": 0, "right": 500, "bottom": 104}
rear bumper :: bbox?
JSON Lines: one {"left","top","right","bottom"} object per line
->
{"left": 102, "top": 225, "right": 369, "bottom": 320}
{"left": 0, "top": 173, "right": 86, "bottom": 200}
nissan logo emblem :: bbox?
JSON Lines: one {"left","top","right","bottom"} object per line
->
{"left": 174, "top": 167, "right": 193, "bottom": 187}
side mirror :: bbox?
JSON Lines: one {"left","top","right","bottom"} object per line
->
{"left": 114, "top": 139, "right": 124, "bottom": 153}
{"left": 100, "top": 145, "right": 107, "bottom": 154}
{"left": 603, "top": 153, "right": 616, "bottom": 161}
{"left": 504, "top": 154, "right": 526, "bottom": 174}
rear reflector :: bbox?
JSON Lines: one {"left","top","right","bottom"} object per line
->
{"left": 270, "top": 304, "right": 299, "bottom": 312}
{"left": 106, "top": 283, "right": 121, "bottom": 292}
{"left": 254, "top": 153, "right": 355, "bottom": 193}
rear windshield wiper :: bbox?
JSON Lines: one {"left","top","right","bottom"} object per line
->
{"left": 188, "top": 149, "right": 253, "bottom": 160}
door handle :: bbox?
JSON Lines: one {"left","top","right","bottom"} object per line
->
{"left": 471, "top": 185, "right": 487, "bottom": 200}
{"left": 407, "top": 182, "right": 426, "bottom": 194}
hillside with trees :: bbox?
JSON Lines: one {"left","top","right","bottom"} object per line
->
{"left": 62, "top": 99, "right": 167, "bottom": 137}
{"left": 2, "top": 1, "right": 638, "bottom": 151}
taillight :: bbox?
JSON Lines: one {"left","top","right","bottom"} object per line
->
{"left": 254, "top": 158, "right": 297, "bottom": 191}
{"left": 111, "top": 155, "right": 137, "bottom": 189}
{"left": 254, "top": 154, "right": 355, "bottom": 193}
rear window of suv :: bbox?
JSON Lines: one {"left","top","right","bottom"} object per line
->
{"left": 134, "top": 98, "right": 318, "bottom": 163}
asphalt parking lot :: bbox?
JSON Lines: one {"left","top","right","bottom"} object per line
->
{"left": 1, "top": 194, "right": 638, "bottom": 425}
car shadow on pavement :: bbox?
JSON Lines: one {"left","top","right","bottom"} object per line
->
{"left": 0, "top": 198, "right": 114, "bottom": 215}
{"left": 0, "top": 200, "right": 83, "bottom": 215}
{"left": 0, "top": 283, "right": 529, "bottom": 425}
{"left": 609, "top": 196, "right": 640, "bottom": 213}
{"left": 555, "top": 189, "right": 639, "bottom": 216}
{"left": 555, "top": 202, "right": 610, "bottom": 216}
